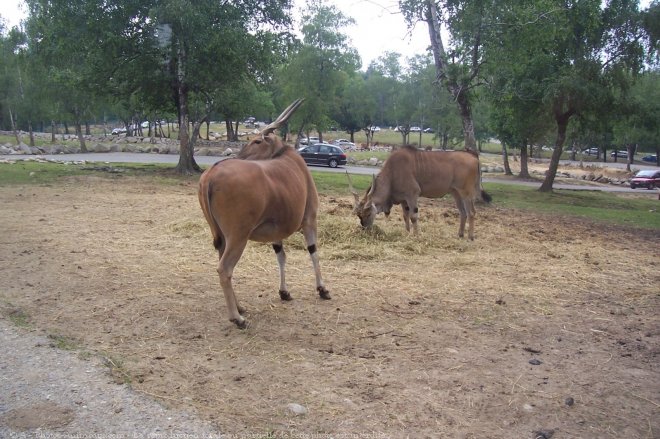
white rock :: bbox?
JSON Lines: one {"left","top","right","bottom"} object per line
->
{"left": 286, "top": 403, "right": 308, "bottom": 416}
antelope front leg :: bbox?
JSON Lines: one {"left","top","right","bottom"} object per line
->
{"left": 404, "top": 200, "right": 420, "bottom": 235}
{"left": 272, "top": 242, "right": 292, "bottom": 301}
{"left": 401, "top": 202, "right": 411, "bottom": 232}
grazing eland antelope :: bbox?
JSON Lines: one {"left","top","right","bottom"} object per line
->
{"left": 349, "top": 145, "right": 491, "bottom": 239}
{"left": 198, "top": 99, "right": 330, "bottom": 329}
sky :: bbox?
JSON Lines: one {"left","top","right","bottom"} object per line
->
{"left": 292, "top": 0, "right": 431, "bottom": 68}
{"left": 1, "top": 0, "right": 430, "bottom": 70}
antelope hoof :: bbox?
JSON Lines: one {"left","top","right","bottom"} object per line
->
{"left": 230, "top": 317, "right": 248, "bottom": 329}
{"left": 279, "top": 290, "right": 293, "bottom": 301}
{"left": 317, "top": 286, "right": 331, "bottom": 300}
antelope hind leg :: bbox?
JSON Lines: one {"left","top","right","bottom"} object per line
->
{"left": 217, "top": 242, "right": 248, "bottom": 328}
{"left": 301, "top": 227, "right": 331, "bottom": 300}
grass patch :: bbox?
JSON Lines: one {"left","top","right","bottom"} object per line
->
{"left": 47, "top": 333, "right": 79, "bottom": 351}
{"left": 0, "top": 160, "right": 89, "bottom": 185}
{"left": 485, "top": 182, "right": 659, "bottom": 229}
{"left": 8, "top": 308, "right": 31, "bottom": 328}
{"left": 2, "top": 160, "right": 656, "bottom": 230}
{"left": 102, "top": 353, "right": 133, "bottom": 385}
{"left": 309, "top": 170, "right": 372, "bottom": 195}
{"left": 0, "top": 160, "right": 196, "bottom": 186}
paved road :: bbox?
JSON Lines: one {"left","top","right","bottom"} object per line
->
{"left": 2, "top": 152, "right": 659, "bottom": 195}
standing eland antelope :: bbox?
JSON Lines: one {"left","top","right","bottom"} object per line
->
{"left": 349, "top": 145, "right": 491, "bottom": 239}
{"left": 198, "top": 99, "right": 330, "bottom": 329}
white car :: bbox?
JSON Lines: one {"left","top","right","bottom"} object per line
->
{"left": 333, "top": 139, "right": 356, "bottom": 150}
{"left": 299, "top": 136, "right": 319, "bottom": 145}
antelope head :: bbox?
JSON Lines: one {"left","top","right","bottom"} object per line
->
{"left": 346, "top": 171, "right": 378, "bottom": 228}
{"left": 238, "top": 99, "right": 304, "bottom": 160}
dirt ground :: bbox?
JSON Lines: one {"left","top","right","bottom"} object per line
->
{"left": 0, "top": 173, "right": 658, "bottom": 438}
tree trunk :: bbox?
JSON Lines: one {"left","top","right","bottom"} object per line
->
{"left": 519, "top": 140, "right": 530, "bottom": 178}
{"left": 570, "top": 141, "right": 577, "bottom": 161}
{"left": 75, "top": 122, "right": 88, "bottom": 152}
{"left": 51, "top": 120, "right": 56, "bottom": 143}
{"left": 28, "top": 120, "right": 35, "bottom": 147}
{"left": 502, "top": 142, "right": 512, "bottom": 176}
{"left": 175, "top": 90, "right": 200, "bottom": 174}
{"left": 9, "top": 107, "right": 21, "bottom": 145}
{"left": 625, "top": 143, "right": 636, "bottom": 172}
{"left": 425, "top": 1, "right": 478, "bottom": 155}
{"left": 539, "top": 112, "right": 571, "bottom": 192}
{"left": 225, "top": 120, "right": 235, "bottom": 141}
{"left": 174, "top": 42, "right": 200, "bottom": 175}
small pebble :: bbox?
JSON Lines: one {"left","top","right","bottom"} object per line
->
{"left": 565, "top": 397, "right": 574, "bottom": 407}
{"left": 529, "top": 359, "right": 542, "bottom": 365}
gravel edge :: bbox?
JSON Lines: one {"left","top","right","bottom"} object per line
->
{"left": 0, "top": 317, "right": 223, "bottom": 438}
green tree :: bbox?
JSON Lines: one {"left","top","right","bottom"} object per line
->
{"left": 400, "top": 0, "right": 496, "bottom": 154}
{"left": 148, "top": 0, "right": 294, "bottom": 173}
{"left": 0, "top": 25, "right": 24, "bottom": 142}
{"left": 365, "top": 52, "right": 402, "bottom": 128}
{"left": 333, "top": 75, "right": 377, "bottom": 144}
{"left": 613, "top": 71, "right": 660, "bottom": 166}
{"left": 278, "top": 0, "right": 360, "bottom": 142}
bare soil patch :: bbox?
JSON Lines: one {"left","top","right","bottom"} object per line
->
{"left": 1, "top": 175, "right": 658, "bottom": 438}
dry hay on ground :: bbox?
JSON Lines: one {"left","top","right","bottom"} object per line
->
{"left": 0, "top": 175, "right": 658, "bottom": 438}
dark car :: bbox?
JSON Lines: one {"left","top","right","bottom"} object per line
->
{"left": 297, "top": 143, "right": 347, "bottom": 168}
{"left": 641, "top": 155, "right": 658, "bottom": 163}
{"left": 630, "top": 169, "right": 660, "bottom": 189}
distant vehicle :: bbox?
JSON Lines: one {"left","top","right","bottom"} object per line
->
{"left": 111, "top": 127, "right": 126, "bottom": 135}
{"left": 610, "top": 150, "right": 628, "bottom": 159}
{"left": 297, "top": 143, "right": 347, "bottom": 168}
{"left": 641, "top": 155, "right": 657, "bottom": 163}
{"left": 368, "top": 126, "right": 381, "bottom": 132}
{"left": 423, "top": 127, "right": 435, "bottom": 133}
{"left": 299, "top": 136, "right": 319, "bottom": 145}
{"left": 629, "top": 169, "right": 660, "bottom": 189}
{"left": 583, "top": 147, "right": 599, "bottom": 155}
{"left": 410, "top": 126, "right": 422, "bottom": 132}
{"left": 141, "top": 121, "right": 150, "bottom": 128}
{"left": 333, "top": 139, "right": 355, "bottom": 150}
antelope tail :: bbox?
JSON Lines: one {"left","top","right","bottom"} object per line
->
{"left": 476, "top": 160, "right": 492, "bottom": 203}
{"left": 201, "top": 178, "right": 224, "bottom": 251}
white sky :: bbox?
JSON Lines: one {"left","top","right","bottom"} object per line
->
{"left": 1, "top": 0, "right": 430, "bottom": 70}
{"left": 292, "top": 0, "right": 431, "bottom": 69}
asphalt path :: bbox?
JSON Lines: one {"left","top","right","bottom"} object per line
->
{"left": 2, "top": 152, "right": 659, "bottom": 195}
